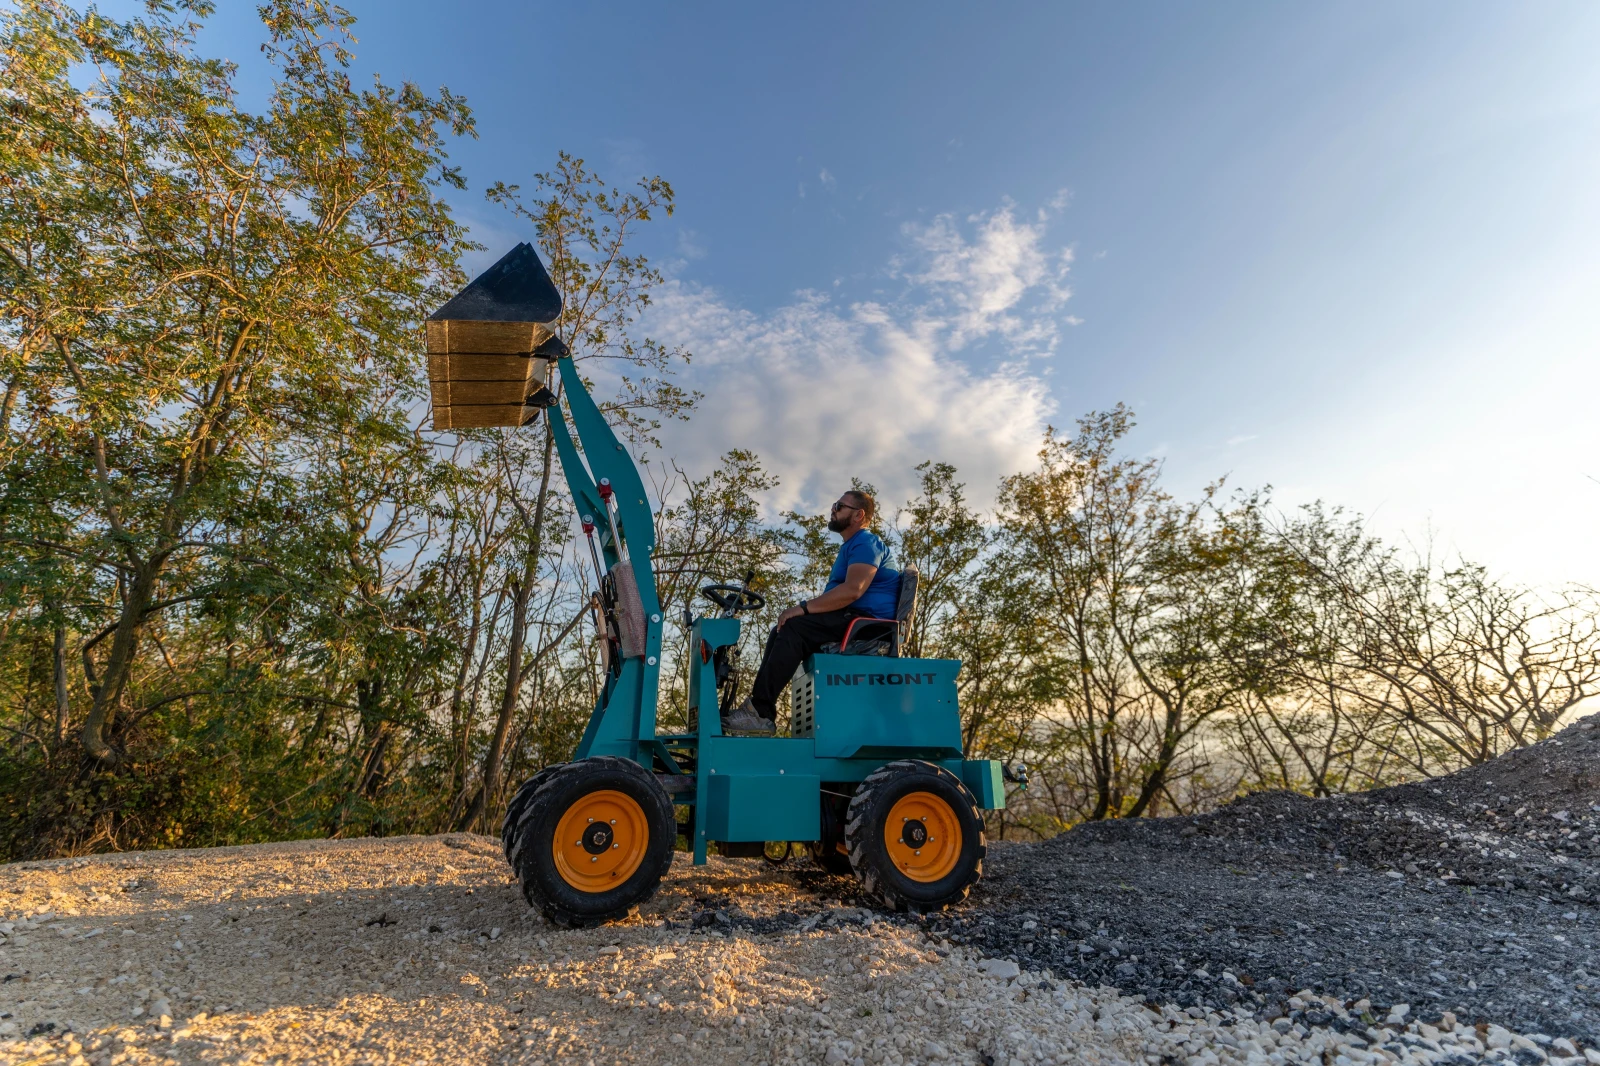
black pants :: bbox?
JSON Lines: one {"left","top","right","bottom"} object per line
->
{"left": 747, "top": 608, "right": 868, "bottom": 721}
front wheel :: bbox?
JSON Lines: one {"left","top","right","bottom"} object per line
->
{"left": 845, "top": 760, "right": 985, "bottom": 911}
{"left": 502, "top": 762, "right": 566, "bottom": 868}
{"left": 507, "top": 756, "right": 675, "bottom": 926}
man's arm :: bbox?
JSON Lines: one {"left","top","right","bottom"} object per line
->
{"left": 776, "top": 563, "right": 877, "bottom": 628}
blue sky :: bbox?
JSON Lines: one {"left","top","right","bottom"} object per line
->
{"left": 134, "top": 2, "right": 1600, "bottom": 586}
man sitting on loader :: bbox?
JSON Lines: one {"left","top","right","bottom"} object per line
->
{"left": 725, "top": 489, "right": 901, "bottom": 734}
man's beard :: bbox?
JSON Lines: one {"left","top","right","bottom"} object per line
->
{"left": 827, "top": 515, "right": 850, "bottom": 533}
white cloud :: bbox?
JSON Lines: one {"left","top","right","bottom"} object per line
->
{"left": 643, "top": 200, "right": 1074, "bottom": 518}
{"left": 895, "top": 202, "right": 1074, "bottom": 353}
{"left": 819, "top": 168, "right": 837, "bottom": 191}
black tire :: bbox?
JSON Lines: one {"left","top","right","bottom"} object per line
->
{"left": 845, "top": 759, "right": 985, "bottom": 911}
{"left": 507, "top": 756, "right": 675, "bottom": 926}
{"left": 502, "top": 762, "right": 567, "bottom": 867}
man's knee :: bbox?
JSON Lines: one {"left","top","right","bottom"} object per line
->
{"left": 764, "top": 625, "right": 795, "bottom": 658}
{"left": 759, "top": 623, "right": 805, "bottom": 671}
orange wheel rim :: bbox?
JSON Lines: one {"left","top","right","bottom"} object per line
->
{"left": 885, "top": 791, "right": 962, "bottom": 883}
{"left": 552, "top": 789, "right": 650, "bottom": 892}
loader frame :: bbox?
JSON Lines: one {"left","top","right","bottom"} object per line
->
{"left": 547, "top": 354, "right": 1004, "bottom": 867}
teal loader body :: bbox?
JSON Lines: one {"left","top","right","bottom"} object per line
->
{"left": 440, "top": 244, "right": 1005, "bottom": 924}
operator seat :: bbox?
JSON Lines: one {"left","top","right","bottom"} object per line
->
{"left": 818, "top": 564, "right": 919, "bottom": 658}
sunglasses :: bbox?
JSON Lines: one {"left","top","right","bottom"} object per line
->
{"left": 831, "top": 501, "right": 861, "bottom": 514}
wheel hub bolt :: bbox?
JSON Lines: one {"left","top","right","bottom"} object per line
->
{"left": 581, "top": 822, "right": 613, "bottom": 855}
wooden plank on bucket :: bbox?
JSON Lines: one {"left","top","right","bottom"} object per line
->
{"left": 430, "top": 379, "right": 535, "bottom": 407}
{"left": 431, "top": 404, "right": 536, "bottom": 430}
{"left": 426, "top": 353, "right": 544, "bottom": 382}
{"left": 425, "top": 320, "right": 552, "bottom": 355}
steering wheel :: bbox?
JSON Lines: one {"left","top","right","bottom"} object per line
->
{"left": 699, "top": 584, "right": 766, "bottom": 614}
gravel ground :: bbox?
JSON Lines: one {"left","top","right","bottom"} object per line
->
{"left": 951, "top": 717, "right": 1600, "bottom": 1049}
{"left": 0, "top": 718, "right": 1594, "bottom": 1065}
{"left": 1, "top": 836, "right": 1588, "bottom": 1066}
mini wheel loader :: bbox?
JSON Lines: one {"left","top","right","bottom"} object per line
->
{"left": 427, "top": 244, "right": 1006, "bottom": 926}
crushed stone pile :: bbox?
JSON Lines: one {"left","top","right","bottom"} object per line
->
{"left": 951, "top": 716, "right": 1600, "bottom": 1047}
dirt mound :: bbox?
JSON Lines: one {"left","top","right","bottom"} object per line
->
{"left": 1431, "top": 722, "right": 1600, "bottom": 811}
{"left": 952, "top": 716, "right": 1600, "bottom": 1044}
{"left": 1192, "top": 716, "right": 1600, "bottom": 896}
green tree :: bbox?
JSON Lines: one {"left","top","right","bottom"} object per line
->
{"left": 995, "top": 408, "right": 1268, "bottom": 823}
{"left": 893, "top": 462, "right": 987, "bottom": 661}
{"left": 995, "top": 407, "right": 1166, "bottom": 820}
{"left": 0, "top": 0, "right": 473, "bottom": 850}
{"left": 1266, "top": 510, "right": 1600, "bottom": 773}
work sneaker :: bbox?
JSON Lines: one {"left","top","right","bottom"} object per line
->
{"left": 722, "top": 699, "right": 776, "bottom": 735}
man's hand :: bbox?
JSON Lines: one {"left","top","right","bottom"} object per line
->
{"left": 779, "top": 565, "right": 877, "bottom": 627}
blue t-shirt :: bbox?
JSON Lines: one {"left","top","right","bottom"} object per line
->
{"left": 826, "top": 530, "right": 900, "bottom": 618}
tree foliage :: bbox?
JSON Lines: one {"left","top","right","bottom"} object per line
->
{"left": 3, "top": 2, "right": 1595, "bottom": 861}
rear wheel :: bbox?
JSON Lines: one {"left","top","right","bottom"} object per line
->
{"left": 845, "top": 760, "right": 984, "bottom": 911}
{"left": 507, "top": 757, "right": 675, "bottom": 926}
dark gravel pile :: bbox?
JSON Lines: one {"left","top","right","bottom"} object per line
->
{"left": 932, "top": 715, "right": 1600, "bottom": 1044}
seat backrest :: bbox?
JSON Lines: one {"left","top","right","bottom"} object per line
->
{"left": 891, "top": 564, "right": 919, "bottom": 657}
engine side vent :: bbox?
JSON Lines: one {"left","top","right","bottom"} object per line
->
{"left": 790, "top": 668, "right": 816, "bottom": 737}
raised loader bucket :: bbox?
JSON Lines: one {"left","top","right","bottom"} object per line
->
{"left": 426, "top": 242, "right": 564, "bottom": 430}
